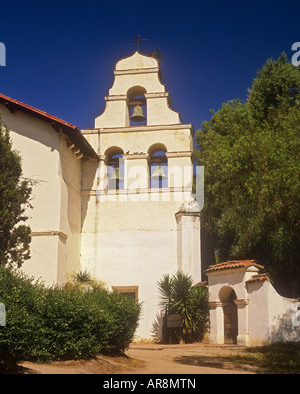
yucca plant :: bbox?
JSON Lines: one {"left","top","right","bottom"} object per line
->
{"left": 157, "top": 271, "right": 209, "bottom": 343}
{"left": 71, "top": 269, "right": 107, "bottom": 292}
{"left": 157, "top": 273, "right": 174, "bottom": 313}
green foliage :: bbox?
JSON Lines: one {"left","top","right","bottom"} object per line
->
{"left": 0, "top": 265, "right": 141, "bottom": 369}
{"left": 70, "top": 269, "right": 107, "bottom": 291}
{"left": 157, "top": 272, "right": 209, "bottom": 342}
{"left": 0, "top": 118, "right": 32, "bottom": 267}
{"left": 194, "top": 53, "right": 300, "bottom": 296}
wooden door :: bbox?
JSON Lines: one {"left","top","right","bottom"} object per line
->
{"left": 223, "top": 304, "right": 238, "bottom": 344}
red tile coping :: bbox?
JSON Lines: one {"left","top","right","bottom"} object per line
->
{"left": 205, "top": 259, "right": 264, "bottom": 274}
{"left": 0, "top": 93, "right": 78, "bottom": 129}
{"left": 246, "top": 273, "right": 270, "bottom": 284}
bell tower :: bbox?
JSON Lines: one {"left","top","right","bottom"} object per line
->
{"left": 80, "top": 51, "right": 202, "bottom": 340}
{"left": 94, "top": 51, "right": 181, "bottom": 128}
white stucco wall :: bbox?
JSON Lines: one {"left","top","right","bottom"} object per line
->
{"left": 80, "top": 189, "right": 189, "bottom": 338}
{"left": 0, "top": 104, "right": 82, "bottom": 285}
{"left": 248, "top": 280, "right": 299, "bottom": 344}
{"left": 58, "top": 135, "right": 82, "bottom": 282}
{"left": 247, "top": 280, "right": 270, "bottom": 345}
{"left": 206, "top": 263, "right": 299, "bottom": 346}
{"left": 207, "top": 267, "right": 259, "bottom": 302}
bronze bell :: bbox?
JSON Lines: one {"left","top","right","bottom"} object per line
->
{"left": 109, "top": 167, "right": 123, "bottom": 181}
{"left": 151, "top": 164, "right": 167, "bottom": 179}
{"left": 130, "top": 104, "right": 146, "bottom": 123}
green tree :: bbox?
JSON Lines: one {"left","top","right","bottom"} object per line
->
{"left": 194, "top": 53, "right": 300, "bottom": 297}
{"left": 157, "top": 272, "right": 209, "bottom": 343}
{"left": 0, "top": 118, "right": 32, "bottom": 267}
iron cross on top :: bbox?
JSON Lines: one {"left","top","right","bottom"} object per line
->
{"left": 131, "top": 34, "right": 147, "bottom": 52}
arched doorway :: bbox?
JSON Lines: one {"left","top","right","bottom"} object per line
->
{"left": 219, "top": 287, "right": 238, "bottom": 344}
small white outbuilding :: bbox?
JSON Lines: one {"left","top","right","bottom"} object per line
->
{"left": 205, "top": 260, "right": 299, "bottom": 346}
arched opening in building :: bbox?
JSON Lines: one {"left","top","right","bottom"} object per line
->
{"left": 148, "top": 144, "right": 168, "bottom": 188}
{"left": 127, "top": 86, "right": 147, "bottom": 126}
{"left": 106, "top": 147, "right": 124, "bottom": 190}
{"left": 219, "top": 286, "right": 238, "bottom": 344}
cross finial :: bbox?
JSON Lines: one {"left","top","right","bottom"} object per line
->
{"left": 130, "top": 34, "right": 148, "bottom": 52}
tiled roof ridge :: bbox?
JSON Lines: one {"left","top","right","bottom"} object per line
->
{"left": 205, "top": 259, "right": 264, "bottom": 273}
{"left": 246, "top": 273, "right": 270, "bottom": 284}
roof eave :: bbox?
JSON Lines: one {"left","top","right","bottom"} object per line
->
{"left": 0, "top": 94, "right": 99, "bottom": 160}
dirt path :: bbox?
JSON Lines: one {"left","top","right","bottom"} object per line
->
{"left": 124, "top": 343, "right": 260, "bottom": 374}
{"left": 19, "top": 343, "right": 263, "bottom": 374}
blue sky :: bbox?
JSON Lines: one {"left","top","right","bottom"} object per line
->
{"left": 0, "top": 0, "right": 299, "bottom": 131}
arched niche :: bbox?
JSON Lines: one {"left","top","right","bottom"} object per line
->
{"left": 219, "top": 286, "right": 237, "bottom": 303}
{"left": 105, "top": 146, "right": 124, "bottom": 190}
{"left": 148, "top": 143, "right": 168, "bottom": 188}
{"left": 127, "top": 86, "right": 147, "bottom": 126}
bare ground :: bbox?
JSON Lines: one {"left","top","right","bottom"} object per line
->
{"left": 18, "top": 343, "right": 265, "bottom": 374}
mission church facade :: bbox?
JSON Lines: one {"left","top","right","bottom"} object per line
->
{"left": 0, "top": 51, "right": 203, "bottom": 339}
{"left": 2, "top": 51, "right": 297, "bottom": 344}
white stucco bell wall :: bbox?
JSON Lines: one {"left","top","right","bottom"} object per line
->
{"left": 95, "top": 51, "right": 181, "bottom": 129}
{"left": 80, "top": 52, "right": 201, "bottom": 339}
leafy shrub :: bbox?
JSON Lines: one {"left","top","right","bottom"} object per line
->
{"left": 0, "top": 265, "right": 41, "bottom": 368}
{"left": 0, "top": 265, "right": 141, "bottom": 368}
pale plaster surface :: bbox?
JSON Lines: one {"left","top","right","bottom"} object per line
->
{"left": 0, "top": 103, "right": 82, "bottom": 286}
{"left": 206, "top": 265, "right": 299, "bottom": 346}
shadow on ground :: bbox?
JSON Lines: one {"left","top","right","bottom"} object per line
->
{"left": 173, "top": 354, "right": 261, "bottom": 373}
{"left": 0, "top": 365, "right": 37, "bottom": 374}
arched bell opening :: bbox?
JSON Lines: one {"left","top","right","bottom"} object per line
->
{"left": 127, "top": 86, "right": 147, "bottom": 126}
{"left": 105, "top": 147, "right": 124, "bottom": 190}
{"left": 219, "top": 286, "right": 238, "bottom": 344}
{"left": 148, "top": 144, "right": 168, "bottom": 189}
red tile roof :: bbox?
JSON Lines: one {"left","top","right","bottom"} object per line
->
{"left": 205, "top": 260, "right": 264, "bottom": 273}
{"left": 0, "top": 93, "right": 98, "bottom": 159}
{"left": 246, "top": 273, "right": 270, "bottom": 284}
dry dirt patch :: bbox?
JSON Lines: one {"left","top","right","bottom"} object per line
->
{"left": 124, "top": 343, "right": 261, "bottom": 374}
{"left": 17, "top": 343, "right": 263, "bottom": 374}
{"left": 21, "top": 355, "right": 143, "bottom": 374}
